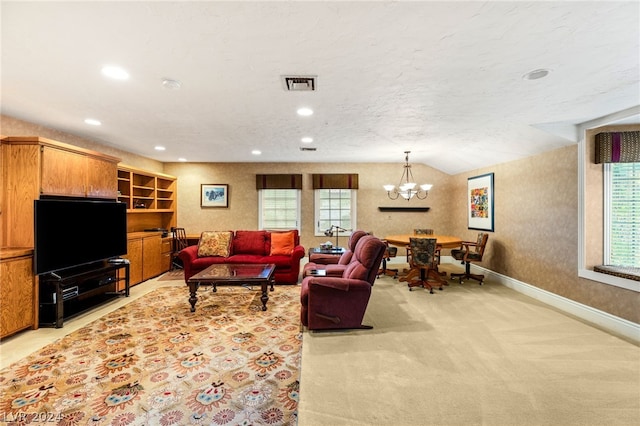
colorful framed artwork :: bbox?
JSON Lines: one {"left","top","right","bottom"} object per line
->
{"left": 201, "top": 184, "right": 229, "bottom": 208}
{"left": 467, "top": 173, "right": 494, "bottom": 231}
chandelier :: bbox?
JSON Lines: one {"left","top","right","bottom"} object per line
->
{"left": 383, "top": 151, "right": 432, "bottom": 200}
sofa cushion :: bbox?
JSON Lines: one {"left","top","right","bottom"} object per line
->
{"left": 270, "top": 230, "right": 295, "bottom": 255}
{"left": 197, "top": 231, "right": 233, "bottom": 257}
{"left": 233, "top": 230, "right": 268, "bottom": 255}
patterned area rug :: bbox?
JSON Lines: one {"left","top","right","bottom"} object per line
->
{"left": 0, "top": 285, "right": 302, "bottom": 425}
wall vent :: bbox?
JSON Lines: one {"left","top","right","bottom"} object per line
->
{"left": 300, "top": 147, "right": 317, "bottom": 152}
{"left": 282, "top": 75, "right": 317, "bottom": 91}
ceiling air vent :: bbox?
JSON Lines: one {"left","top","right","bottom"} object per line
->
{"left": 282, "top": 75, "right": 317, "bottom": 91}
{"left": 300, "top": 147, "right": 317, "bottom": 152}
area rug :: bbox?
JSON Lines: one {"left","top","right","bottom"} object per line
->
{"left": 0, "top": 285, "right": 302, "bottom": 425}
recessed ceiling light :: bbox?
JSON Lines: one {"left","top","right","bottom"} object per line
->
{"left": 162, "top": 78, "right": 182, "bottom": 89}
{"left": 84, "top": 118, "right": 101, "bottom": 126}
{"left": 101, "top": 65, "right": 130, "bottom": 80}
{"left": 297, "top": 107, "right": 313, "bottom": 116}
{"left": 252, "top": 150, "right": 262, "bottom": 155}
{"left": 178, "top": 158, "right": 187, "bottom": 162}
{"left": 301, "top": 137, "right": 313, "bottom": 143}
{"left": 522, "top": 68, "right": 550, "bottom": 80}
{"left": 155, "top": 146, "right": 166, "bottom": 151}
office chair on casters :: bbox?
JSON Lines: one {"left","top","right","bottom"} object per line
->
{"left": 171, "top": 227, "right": 188, "bottom": 270}
{"left": 377, "top": 240, "right": 398, "bottom": 279}
{"left": 406, "top": 228, "right": 434, "bottom": 262}
{"left": 400, "top": 237, "right": 444, "bottom": 293}
{"left": 450, "top": 233, "right": 489, "bottom": 285}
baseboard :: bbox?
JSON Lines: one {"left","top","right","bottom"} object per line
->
{"left": 441, "top": 256, "right": 639, "bottom": 343}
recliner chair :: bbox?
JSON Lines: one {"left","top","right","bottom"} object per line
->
{"left": 300, "top": 235, "right": 386, "bottom": 330}
{"left": 303, "top": 230, "right": 368, "bottom": 277}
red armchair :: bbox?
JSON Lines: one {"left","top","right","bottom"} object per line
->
{"left": 302, "top": 230, "right": 368, "bottom": 278}
{"left": 300, "top": 235, "right": 386, "bottom": 330}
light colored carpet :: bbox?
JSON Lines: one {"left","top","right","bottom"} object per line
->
{"left": 158, "top": 269, "right": 186, "bottom": 281}
{"left": 297, "top": 263, "right": 640, "bottom": 426}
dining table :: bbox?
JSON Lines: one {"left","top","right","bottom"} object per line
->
{"left": 384, "top": 234, "right": 463, "bottom": 288}
{"left": 384, "top": 234, "right": 463, "bottom": 249}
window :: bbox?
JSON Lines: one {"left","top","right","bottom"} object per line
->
{"left": 605, "top": 162, "right": 640, "bottom": 267}
{"left": 259, "top": 189, "right": 300, "bottom": 230}
{"left": 314, "top": 189, "right": 357, "bottom": 236}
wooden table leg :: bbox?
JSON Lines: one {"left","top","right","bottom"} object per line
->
{"left": 188, "top": 281, "right": 199, "bottom": 312}
{"left": 260, "top": 281, "right": 270, "bottom": 311}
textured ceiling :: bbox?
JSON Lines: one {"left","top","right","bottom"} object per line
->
{"left": 2, "top": 1, "right": 639, "bottom": 175}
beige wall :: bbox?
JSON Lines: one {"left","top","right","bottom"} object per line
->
{"left": 451, "top": 144, "right": 638, "bottom": 324}
{"left": 163, "top": 162, "right": 452, "bottom": 250}
{"left": 3, "top": 114, "right": 638, "bottom": 323}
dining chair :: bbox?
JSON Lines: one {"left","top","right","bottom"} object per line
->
{"left": 171, "top": 227, "right": 188, "bottom": 270}
{"left": 399, "top": 237, "right": 445, "bottom": 293}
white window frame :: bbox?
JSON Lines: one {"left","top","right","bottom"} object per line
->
{"left": 314, "top": 189, "right": 357, "bottom": 237}
{"left": 258, "top": 189, "right": 301, "bottom": 231}
{"left": 577, "top": 108, "right": 640, "bottom": 292}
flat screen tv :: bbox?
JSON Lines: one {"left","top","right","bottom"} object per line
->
{"left": 34, "top": 199, "right": 127, "bottom": 275}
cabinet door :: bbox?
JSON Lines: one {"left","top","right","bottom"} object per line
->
{"left": 40, "top": 146, "right": 86, "bottom": 197}
{"left": 1, "top": 256, "right": 35, "bottom": 338}
{"left": 87, "top": 157, "right": 117, "bottom": 199}
{"left": 123, "top": 238, "right": 143, "bottom": 286}
{"left": 161, "top": 238, "right": 173, "bottom": 272}
{"left": 143, "top": 235, "right": 163, "bottom": 281}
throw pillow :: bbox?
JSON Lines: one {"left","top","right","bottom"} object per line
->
{"left": 270, "top": 231, "right": 295, "bottom": 256}
{"left": 197, "top": 231, "right": 233, "bottom": 257}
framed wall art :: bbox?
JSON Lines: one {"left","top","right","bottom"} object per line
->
{"left": 201, "top": 184, "right": 229, "bottom": 208}
{"left": 467, "top": 173, "right": 494, "bottom": 231}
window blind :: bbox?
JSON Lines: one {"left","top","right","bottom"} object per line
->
{"left": 607, "top": 162, "right": 640, "bottom": 267}
{"left": 260, "top": 189, "right": 300, "bottom": 230}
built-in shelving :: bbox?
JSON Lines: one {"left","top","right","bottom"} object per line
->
{"left": 117, "top": 165, "right": 177, "bottom": 232}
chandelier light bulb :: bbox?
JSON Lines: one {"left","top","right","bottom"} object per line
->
{"left": 383, "top": 151, "right": 432, "bottom": 201}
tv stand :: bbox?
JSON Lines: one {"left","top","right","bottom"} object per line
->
{"left": 39, "top": 260, "right": 130, "bottom": 328}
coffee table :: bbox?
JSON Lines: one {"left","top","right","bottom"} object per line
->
{"left": 187, "top": 263, "right": 275, "bottom": 312}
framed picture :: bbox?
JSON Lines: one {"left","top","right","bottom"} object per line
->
{"left": 467, "top": 173, "right": 494, "bottom": 231}
{"left": 201, "top": 184, "right": 229, "bottom": 208}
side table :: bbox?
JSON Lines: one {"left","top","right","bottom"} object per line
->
{"left": 308, "top": 247, "right": 345, "bottom": 265}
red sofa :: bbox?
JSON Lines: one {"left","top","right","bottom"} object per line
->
{"left": 179, "top": 230, "right": 305, "bottom": 284}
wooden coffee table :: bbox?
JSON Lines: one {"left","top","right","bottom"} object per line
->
{"left": 187, "top": 263, "right": 276, "bottom": 312}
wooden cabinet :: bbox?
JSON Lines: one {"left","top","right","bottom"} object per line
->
{"left": 123, "top": 233, "right": 165, "bottom": 286}
{"left": 1, "top": 249, "right": 36, "bottom": 339}
{"left": 39, "top": 142, "right": 118, "bottom": 199}
{"left": 1, "top": 137, "right": 120, "bottom": 248}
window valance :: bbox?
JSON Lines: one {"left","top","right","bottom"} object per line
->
{"left": 594, "top": 131, "right": 640, "bottom": 163}
{"left": 255, "top": 174, "right": 302, "bottom": 190}
{"left": 312, "top": 173, "right": 359, "bottom": 189}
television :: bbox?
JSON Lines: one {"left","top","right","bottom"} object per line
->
{"left": 34, "top": 199, "right": 128, "bottom": 275}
